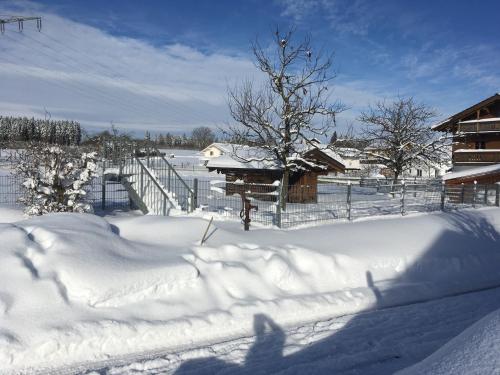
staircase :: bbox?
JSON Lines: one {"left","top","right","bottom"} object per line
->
{"left": 119, "top": 146, "right": 196, "bottom": 216}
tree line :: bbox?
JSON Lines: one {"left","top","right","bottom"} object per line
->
{"left": 0, "top": 116, "right": 81, "bottom": 145}
{"left": 148, "top": 126, "right": 217, "bottom": 150}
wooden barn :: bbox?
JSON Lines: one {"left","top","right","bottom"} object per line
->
{"left": 205, "top": 144, "right": 345, "bottom": 203}
{"left": 433, "top": 93, "right": 500, "bottom": 185}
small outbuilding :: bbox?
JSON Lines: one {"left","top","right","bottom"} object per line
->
{"left": 205, "top": 143, "right": 345, "bottom": 203}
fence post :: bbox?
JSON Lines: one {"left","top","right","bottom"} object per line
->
{"left": 163, "top": 195, "right": 167, "bottom": 216}
{"left": 101, "top": 176, "right": 106, "bottom": 211}
{"left": 440, "top": 180, "right": 446, "bottom": 211}
{"left": 192, "top": 178, "right": 198, "bottom": 213}
{"left": 484, "top": 185, "right": 488, "bottom": 205}
{"left": 376, "top": 179, "right": 380, "bottom": 193}
{"left": 473, "top": 180, "right": 477, "bottom": 208}
{"left": 413, "top": 177, "right": 417, "bottom": 198}
{"left": 401, "top": 180, "right": 406, "bottom": 215}
{"left": 269, "top": 180, "right": 281, "bottom": 228}
{"left": 140, "top": 165, "right": 144, "bottom": 198}
{"left": 347, "top": 182, "right": 352, "bottom": 221}
{"left": 146, "top": 146, "right": 150, "bottom": 168}
{"left": 101, "top": 161, "right": 106, "bottom": 210}
{"left": 461, "top": 183, "right": 465, "bottom": 204}
{"left": 167, "top": 167, "right": 172, "bottom": 192}
{"left": 496, "top": 182, "right": 500, "bottom": 207}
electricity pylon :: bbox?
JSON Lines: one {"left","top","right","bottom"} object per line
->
{"left": 0, "top": 15, "right": 42, "bottom": 33}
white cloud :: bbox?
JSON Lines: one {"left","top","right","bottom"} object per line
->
{"left": 0, "top": 1, "right": 403, "bottom": 136}
{"left": 0, "top": 3, "right": 258, "bottom": 134}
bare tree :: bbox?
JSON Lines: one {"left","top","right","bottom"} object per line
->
{"left": 225, "top": 28, "right": 344, "bottom": 208}
{"left": 191, "top": 126, "right": 216, "bottom": 149}
{"left": 359, "top": 97, "right": 449, "bottom": 184}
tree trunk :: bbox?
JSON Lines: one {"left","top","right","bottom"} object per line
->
{"left": 280, "top": 169, "right": 289, "bottom": 211}
{"left": 391, "top": 171, "right": 400, "bottom": 195}
{"left": 392, "top": 171, "right": 399, "bottom": 187}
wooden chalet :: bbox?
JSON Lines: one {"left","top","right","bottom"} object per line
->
{"left": 205, "top": 144, "right": 345, "bottom": 203}
{"left": 432, "top": 93, "right": 500, "bottom": 184}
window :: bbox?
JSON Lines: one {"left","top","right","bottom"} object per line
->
{"left": 417, "top": 169, "right": 422, "bottom": 177}
{"left": 210, "top": 150, "right": 214, "bottom": 156}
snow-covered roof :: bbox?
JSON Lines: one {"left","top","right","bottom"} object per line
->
{"left": 206, "top": 145, "right": 282, "bottom": 170}
{"left": 459, "top": 117, "right": 500, "bottom": 124}
{"left": 454, "top": 149, "right": 500, "bottom": 153}
{"left": 300, "top": 143, "right": 345, "bottom": 166}
{"left": 431, "top": 117, "right": 451, "bottom": 130}
{"left": 443, "top": 164, "right": 500, "bottom": 181}
{"left": 205, "top": 143, "right": 345, "bottom": 171}
{"left": 201, "top": 143, "right": 238, "bottom": 154}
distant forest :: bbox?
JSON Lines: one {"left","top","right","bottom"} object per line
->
{"left": 0, "top": 116, "right": 81, "bottom": 145}
{"left": 150, "top": 126, "right": 217, "bottom": 150}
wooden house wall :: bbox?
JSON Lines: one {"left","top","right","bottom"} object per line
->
{"left": 223, "top": 170, "right": 320, "bottom": 203}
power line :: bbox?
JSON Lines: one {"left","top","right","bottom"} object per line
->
{"left": 19, "top": 31, "right": 218, "bottom": 126}
{"left": 37, "top": 31, "right": 221, "bottom": 124}
{"left": 2, "top": 31, "right": 208, "bottom": 126}
{"left": 1, "top": 19, "right": 224, "bottom": 132}
{"left": 0, "top": 15, "right": 41, "bottom": 33}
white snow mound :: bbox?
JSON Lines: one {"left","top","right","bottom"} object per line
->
{"left": 397, "top": 308, "right": 500, "bottom": 375}
{"left": 7, "top": 213, "right": 199, "bottom": 307}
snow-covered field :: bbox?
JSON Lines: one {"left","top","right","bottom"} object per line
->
{"left": 0, "top": 205, "right": 500, "bottom": 373}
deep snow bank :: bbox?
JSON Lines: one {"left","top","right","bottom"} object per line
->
{"left": 0, "top": 208, "right": 499, "bottom": 373}
{"left": 397, "top": 308, "right": 500, "bottom": 375}
{"left": 15, "top": 214, "right": 199, "bottom": 307}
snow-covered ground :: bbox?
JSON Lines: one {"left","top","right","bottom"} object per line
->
{"left": 82, "top": 287, "right": 500, "bottom": 374}
{"left": 0, "top": 206, "right": 499, "bottom": 373}
{"left": 397, "top": 306, "right": 500, "bottom": 375}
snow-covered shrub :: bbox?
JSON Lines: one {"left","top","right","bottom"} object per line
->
{"left": 12, "top": 144, "right": 98, "bottom": 215}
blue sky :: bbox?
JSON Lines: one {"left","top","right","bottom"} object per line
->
{"left": 0, "top": 0, "right": 499, "bottom": 136}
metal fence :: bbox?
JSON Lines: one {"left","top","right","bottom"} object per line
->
{"left": 0, "top": 175, "right": 130, "bottom": 212}
{"left": 1, "top": 173, "right": 499, "bottom": 228}
{"left": 184, "top": 178, "right": 500, "bottom": 228}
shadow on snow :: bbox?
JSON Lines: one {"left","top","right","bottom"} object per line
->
{"left": 173, "top": 210, "right": 500, "bottom": 375}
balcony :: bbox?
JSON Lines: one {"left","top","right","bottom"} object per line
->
{"left": 453, "top": 149, "right": 500, "bottom": 164}
{"left": 457, "top": 118, "right": 500, "bottom": 133}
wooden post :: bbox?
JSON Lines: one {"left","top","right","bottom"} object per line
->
{"left": 347, "top": 182, "right": 352, "bottom": 221}
{"left": 376, "top": 179, "right": 380, "bottom": 193}
{"left": 413, "top": 177, "right": 417, "bottom": 198}
{"left": 191, "top": 178, "right": 198, "bottom": 213}
{"left": 484, "top": 185, "right": 488, "bottom": 205}
{"left": 200, "top": 217, "right": 214, "bottom": 245}
{"left": 461, "top": 183, "right": 465, "bottom": 204}
{"left": 163, "top": 195, "right": 167, "bottom": 216}
{"left": 440, "top": 180, "right": 446, "bottom": 211}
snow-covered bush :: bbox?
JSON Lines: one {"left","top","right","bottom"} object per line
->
{"left": 12, "top": 144, "right": 98, "bottom": 215}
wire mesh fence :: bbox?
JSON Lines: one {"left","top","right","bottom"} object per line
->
{"left": 0, "top": 174, "right": 131, "bottom": 212}
{"left": 1, "top": 172, "right": 499, "bottom": 228}
{"left": 185, "top": 178, "right": 500, "bottom": 228}
{"left": 0, "top": 174, "right": 22, "bottom": 206}
{"left": 189, "top": 179, "right": 281, "bottom": 226}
